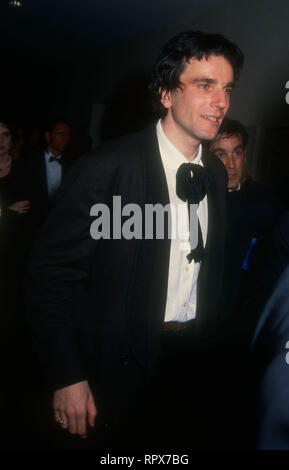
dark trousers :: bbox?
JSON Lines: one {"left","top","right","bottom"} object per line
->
{"left": 39, "top": 325, "right": 230, "bottom": 451}
{"left": 51, "top": 325, "right": 207, "bottom": 451}
{"left": 148, "top": 323, "right": 211, "bottom": 450}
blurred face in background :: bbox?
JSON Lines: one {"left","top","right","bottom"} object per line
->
{"left": 210, "top": 133, "right": 246, "bottom": 190}
{"left": 45, "top": 122, "right": 71, "bottom": 157}
{"left": 0, "top": 123, "right": 12, "bottom": 159}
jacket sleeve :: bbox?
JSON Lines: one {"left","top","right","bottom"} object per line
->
{"left": 25, "top": 153, "right": 113, "bottom": 390}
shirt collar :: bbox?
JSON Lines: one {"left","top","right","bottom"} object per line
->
{"left": 228, "top": 183, "right": 241, "bottom": 192}
{"left": 45, "top": 150, "right": 62, "bottom": 160}
{"left": 156, "top": 119, "right": 202, "bottom": 170}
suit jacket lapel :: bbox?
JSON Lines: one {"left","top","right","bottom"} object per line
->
{"left": 129, "top": 125, "right": 171, "bottom": 371}
{"left": 202, "top": 148, "right": 224, "bottom": 261}
{"left": 196, "top": 148, "right": 227, "bottom": 339}
{"left": 141, "top": 125, "right": 170, "bottom": 207}
{"left": 142, "top": 125, "right": 171, "bottom": 323}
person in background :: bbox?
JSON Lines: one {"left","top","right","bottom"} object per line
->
{"left": 210, "top": 117, "right": 249, "bottom": 191}
{"left": 24, "top": 120, "right": 72, "bottom": 228}
{"left": 0, "top": 117, "right": 35, "bottom": 449}
{"left": 209, "top": 118, "right": 278, "bottom": 333}
{"left": 208, "top": 118, "right": 279, "bottom": 448}
{"left": 248, "top": 198, "right": 289, "bottom": 450}
{"left": 0, "top": 116, "right": 31, "bottom": 296}
{"left": 251, "top": 262, "right": 289, "bottom": 449}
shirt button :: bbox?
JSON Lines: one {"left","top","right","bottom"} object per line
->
{"left": 186, "top": 266, "right": 189, "bottom": 272}
{"left": 184, "top": 302, "right": 187, "bottom": 307}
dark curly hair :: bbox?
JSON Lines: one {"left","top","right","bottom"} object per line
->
{"left": 149, "top": 30, "right": 244, "bottom": 118}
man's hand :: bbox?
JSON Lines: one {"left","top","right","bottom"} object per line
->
{"left": 8, "top": 200, "right": 30, "bottom": 214}
{"left": 53, "top": 380, "right": 97, "bottom": 438}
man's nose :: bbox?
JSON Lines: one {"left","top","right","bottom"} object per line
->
{"left": 211, "top": 88, "right": 228, "bottom": 110}
{"left": 225, "top": 154, "right": 235, "bottom": 169}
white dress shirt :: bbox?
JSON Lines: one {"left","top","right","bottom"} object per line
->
{"left": 156, "top": 120, "right": 208, "bottom": 322}
{"left": 45, "top": 151, "right": 62, "bottom": 199}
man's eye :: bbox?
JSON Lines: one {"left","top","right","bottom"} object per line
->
{"left": 234, "top": 150, "right": 243, "bottom": 157}
{"left": 199, "top": 83, "right": 209, "bottom": 90}
{"left": 224, "top": 87, "right": 233, "bottom": 95}
{"left": 215, "top": 153, "right": 224, "bottom": 159}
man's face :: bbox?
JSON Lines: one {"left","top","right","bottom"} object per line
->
{"left": 0, "top": 123, "right": 12, "bottom": 158}
{"left": 45, "top": 122, "right": 71, "bottom": 156}
{"left": 161, "top": 55, "right": 234, "bottom": 144}
{"left": 210, "top": 134, "right": 246, "bottom": 190}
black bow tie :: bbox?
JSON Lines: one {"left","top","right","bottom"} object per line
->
{"left": 176, "top": 163, "right": 211, "bottom": 263}
{"left": 176, "top": 163, "right": 211, "bottom": 204}
{"left": 49, "top": 156, "right": 62, "bottom": 163}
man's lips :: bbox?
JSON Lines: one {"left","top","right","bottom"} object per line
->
{"left": 201, "top": 114, "right": 222, "bottom": 125}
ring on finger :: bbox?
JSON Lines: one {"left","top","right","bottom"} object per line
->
{"left": 57, "top": 417, "right": 69, "bottom": 425}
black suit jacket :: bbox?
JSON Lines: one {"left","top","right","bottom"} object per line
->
{"left": 219, "top": 180, "right": 278, "bottom": 328}
{"left": 24, "top": 150, "right": 70, "bottom": 227}
{"left": 251, "top": 263, "right": 289, "bottom": 449}
{"left": 25, "top": 126, "right": 227, "bottom": 394}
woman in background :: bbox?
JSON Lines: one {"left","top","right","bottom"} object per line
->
{"left": 0, "top": 117, "right": 39, "bottom": 449}
{"left": 0, "top": 117, "right": 31, "bottom": 301}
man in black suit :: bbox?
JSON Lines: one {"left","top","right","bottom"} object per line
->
{"left": 251, "top": 213, "right": 289, "bottom": 449}
{"left": 209, "top": 118, "right": 278, "bottom": 330}
{"left": 209, "top": 119, "right": 278, "bottom": 448}
{"left": 25, "top": 31, "right": 243, "bottom": 449}
{"left": 25, "top": 120, "right": 71, "bottom": 228}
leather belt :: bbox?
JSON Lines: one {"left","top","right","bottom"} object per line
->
{"left": 163, "top": 319, "right": 194, "bottom": 332}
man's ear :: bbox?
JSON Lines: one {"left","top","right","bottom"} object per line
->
{"left": 160, "top": 88, "right": 172, "bottom": 110}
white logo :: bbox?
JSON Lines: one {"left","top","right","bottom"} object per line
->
{"left": 90, "top": 196, "right": 199, "bottom": 251}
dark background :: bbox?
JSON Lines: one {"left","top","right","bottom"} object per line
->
{"left": 2, "top": 0, "right": 289, "bottom": 202}
{"left": 1, "top": 1, "right": 289, "bottom": 453}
